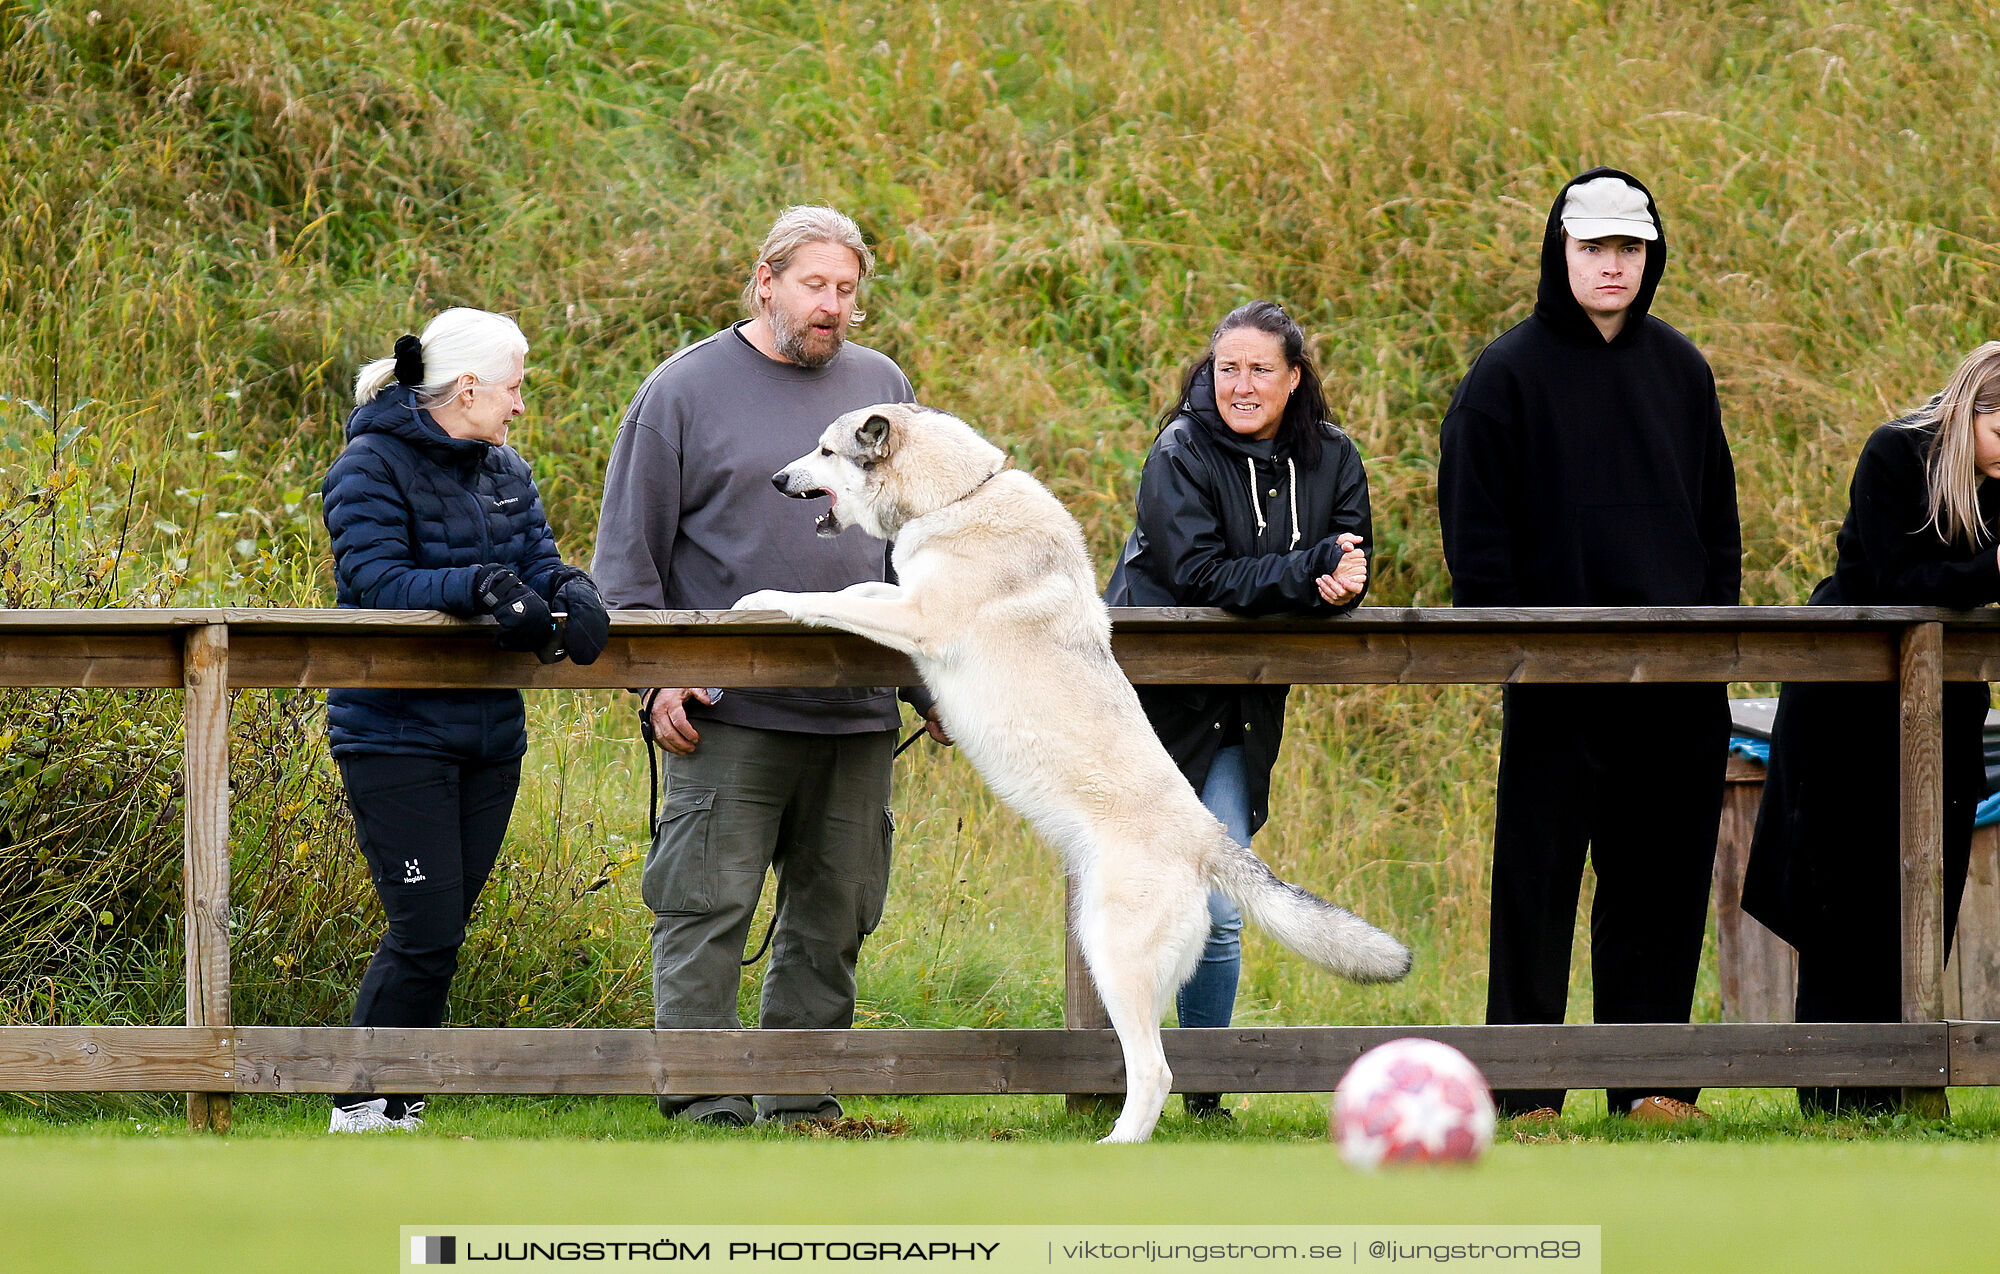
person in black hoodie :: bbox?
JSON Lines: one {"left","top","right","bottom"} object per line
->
{"left": 1439, "top": 169, "right": 1741, "bottom": 1123}
{"left": 1744, "top": 342, "right": 2000, "bottom": 1116}
{"left": 1106, "top": 300, "right": 1372, "bottom": 1119}
{"left": 320, "top": 307, "right": 610, "bottom": 1133}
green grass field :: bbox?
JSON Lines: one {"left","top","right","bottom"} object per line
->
{"left": 8, "top": 1093, "right": 2000, "bottom": 1273}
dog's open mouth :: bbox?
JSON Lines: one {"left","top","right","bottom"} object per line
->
{"left": 811, "top": 490, "right": 840, "bottom": 537}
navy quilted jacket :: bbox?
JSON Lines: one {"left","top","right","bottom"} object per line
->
{"left": 321, "top": 385, "right": 565, "bottom": 760}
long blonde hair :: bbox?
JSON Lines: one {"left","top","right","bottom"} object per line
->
{"left": 1909, "top": 341, "right": 2000, "bottom": 546}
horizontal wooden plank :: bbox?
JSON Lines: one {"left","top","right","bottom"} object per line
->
{"left": 1948, "top": 1021, "right": 2000, "bottom": 1085}
{"left": 228, "top": 628, "right": 1904, "bottom": 690}
{"left": 1939, "top": 629, "right": 2000, "bottom": 681}
{"left": 0, "top": 1024, "right": 1950, "bottom": 1094}
{"left": 1109, "top": 605, "right": 1993, "bottom": 632}
{"left": 225, "top": 632, "right": 917, "bottom": 690}
{"left": 0, "top": 632, "right": 184, "bottom": 687}
{"left": 224, "top": 1023, "right": 1950, "bottom": 1093}
{"left": 1108, "top": 628, "right": 1900, "bottom": 685}
{"left": 6, "top": 604, "right": 2000, "bottom": 634}
{"left": 221, "top": 1023, "right": 1952, "bottom": 1093}
{"left": 0, "top": 608, "right": 1993, "bottom": 688}
{"left": 0, "top": 1027, "right": 234, "bottom": 1089}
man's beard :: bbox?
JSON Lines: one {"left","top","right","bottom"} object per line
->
{"left": 769, "top": 305, "right": 846, "bottom": 369}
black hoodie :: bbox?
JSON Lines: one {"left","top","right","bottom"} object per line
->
{"left": 1438, "top": 167, "right": 1741, "bottom": 607}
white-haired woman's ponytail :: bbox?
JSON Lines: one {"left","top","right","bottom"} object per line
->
{"left": 354, "top": 356, "right": 399, "bottom": 403}
{"left": 353, "top": 308, "right": 529, "bottom": 406}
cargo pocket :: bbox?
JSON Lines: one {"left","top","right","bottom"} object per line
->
{"left": 857, "top": 806, "right": 895, "bottom": 936}
{"left": 642, "top": 787, "right": 716, "bottom": 915}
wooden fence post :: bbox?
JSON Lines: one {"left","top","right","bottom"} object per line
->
{"left": 1712, "top": 756, "right": 1797, "bottom": 1023}
{"left": 183, "top": 623, "right": 232, "bottom": 1132}
{"left": 1061, "top": 872, "right": 1116, "bottom": 1116}
{"left": 1898, "top": 621, "right": 1949, "bottom": 1116}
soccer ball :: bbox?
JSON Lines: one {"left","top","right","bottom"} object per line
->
{"left": 1330, "top": 1037, "right": 1496, "bottom": 1169}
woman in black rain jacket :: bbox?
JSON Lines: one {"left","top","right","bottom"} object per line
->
{"left": 1106, "top": 300, "right": 1372, "bottom": 1118}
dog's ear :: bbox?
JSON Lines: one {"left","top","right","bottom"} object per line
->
{"left": 855, "top": 413, "right": 893, "bottom": 461}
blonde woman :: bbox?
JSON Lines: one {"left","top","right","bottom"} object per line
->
{"left": 1744, "top": 341, "right": 2000, "bottom": 1115}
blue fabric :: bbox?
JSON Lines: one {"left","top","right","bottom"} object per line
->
{"left": 321, "top": 385, "right": 565, "bottom": 760}
{"left": 1177, "top": 745, "right": 1247, "bottom": 1030}
{"left": 1731, "top": 725, "right": 2000, "bottom": 837}
{"left": 1728, "top": 735, "right": 1771, "bottom": 764}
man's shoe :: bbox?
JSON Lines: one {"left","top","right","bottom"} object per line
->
{"left": 392, "top": 1099, "right": 426, "bottom": 1131}
{"left": 1627, "top": 1095, "right": 1708, "bottom": 1124}
{"left": 659, "top": 1095, "right": 754, "bottom": 1127}
{"left": 329, "top": 1098, "right": 402, "bottom": 1133}
{"left": 1184, "top": 1093, "right": 1232, "bottom": 1120}
{"left": 762, "top": 1097, "right": 844, "bottom": 1127}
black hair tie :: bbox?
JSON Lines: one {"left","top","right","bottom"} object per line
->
{"left": 393, "top": 333, "right": 425, "bottom": 386}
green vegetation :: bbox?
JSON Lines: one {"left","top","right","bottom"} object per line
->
{"left": 8, "top": 1096, "right": 2000, "bottom": 1273}
{"left": 4, "top": 0, "right": 2000, "bottom": 1136}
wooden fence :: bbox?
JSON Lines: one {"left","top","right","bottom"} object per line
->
{"left": 4, "top": 605, "right": 2000, "bottom": 1132}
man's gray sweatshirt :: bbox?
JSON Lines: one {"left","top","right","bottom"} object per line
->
{"left": 591, "top": 322, "right": 916, "bottom": 734}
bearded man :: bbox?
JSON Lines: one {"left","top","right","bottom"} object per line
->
{"left": 593, "top": 205, "right": 935, "bottom": 1128}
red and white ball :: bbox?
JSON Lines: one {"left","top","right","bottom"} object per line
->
{"left": 1330, "top": 1038, "right": 1496, "bottom": 1169}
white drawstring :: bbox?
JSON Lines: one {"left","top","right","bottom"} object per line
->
{"left": 1286, "top": 457, "right": 1300, "bottom": 549}
{"left": 1244, "top": 455, "right": 1302, "bottom": 549}
{"left": 1245, "top": 457, "right": 1265, "bottom": 536}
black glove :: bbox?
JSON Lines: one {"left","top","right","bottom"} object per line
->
{"left": 471, "top": 565, "right": 556, "bottom": 652}
{"left": 547, "top": 565, "right": 610, "bottom": 666}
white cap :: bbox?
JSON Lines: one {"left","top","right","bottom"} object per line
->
{"left": 1561, "top": 176, "right": 1658, "bottom": 241}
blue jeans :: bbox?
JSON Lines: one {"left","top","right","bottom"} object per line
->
{"left": 1177, "top": 746, "right": 1248, "bottom": 1030}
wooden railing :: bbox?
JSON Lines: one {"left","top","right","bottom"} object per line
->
{"left": 4, "top": 605, "right": 1999, "bottom": 1131}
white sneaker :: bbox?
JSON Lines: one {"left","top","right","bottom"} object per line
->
{"left": 329, "top": 1099, "right": 400, "bottom": 1133}
{"left": 394, "top": 1100, "right": 426, "bottom": 1131}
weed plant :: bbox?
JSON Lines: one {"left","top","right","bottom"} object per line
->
{"left": 3, "top": 0, "right": 1998, "bottom": 1092}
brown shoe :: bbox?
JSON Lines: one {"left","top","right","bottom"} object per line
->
{"left": 1626, "top": 1096, "right": 1708, "bottom": 1124}
{"left": 1509, "top": 1107, "right": 1561, "bottom": 1125}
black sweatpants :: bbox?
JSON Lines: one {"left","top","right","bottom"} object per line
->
{"left": 335, "top": 752, "right": 521, "bottom": 1109}
{"left": 1485, "top": 683, "right": 1729, "bottom": 1117}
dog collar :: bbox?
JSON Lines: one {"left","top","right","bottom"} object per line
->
{"left": 958, "top": 458, "right": 1009, "bottom": 504}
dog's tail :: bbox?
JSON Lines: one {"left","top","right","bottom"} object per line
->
{"left": 1207, "top": 837, "right": 1412, "bottom": 983}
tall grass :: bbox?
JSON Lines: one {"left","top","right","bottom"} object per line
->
{"left": 2, "top": 0, "right": 1996, "bottom": 1047}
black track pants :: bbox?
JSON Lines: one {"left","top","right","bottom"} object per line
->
{"left": 1484, "top": 683, "right": 1729, "bottom": 1117}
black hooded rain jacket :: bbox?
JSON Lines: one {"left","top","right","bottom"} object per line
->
{"left": 1105, "top": 362, "right": 1372, "bottom": 834}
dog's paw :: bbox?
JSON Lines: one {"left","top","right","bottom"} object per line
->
{"left": 731, "top": 590, "right": 793, "bottom": 615}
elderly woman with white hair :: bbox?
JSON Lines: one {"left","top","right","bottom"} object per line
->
{"left": 320, "top": 307, "right": 608, "bottom": 1132}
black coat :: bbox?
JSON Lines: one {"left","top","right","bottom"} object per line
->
{"left": 1104, "top": 363, "right": 1372, "bottom": 833}
{"left": 321, "top": 385, "right": 566, "bottom": 760}
{"left": 1742, "top": 421, "right": 2000, "bottom": 951}
{"left": 1439, "top": 167, "right": 1741, "bottom": 608}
